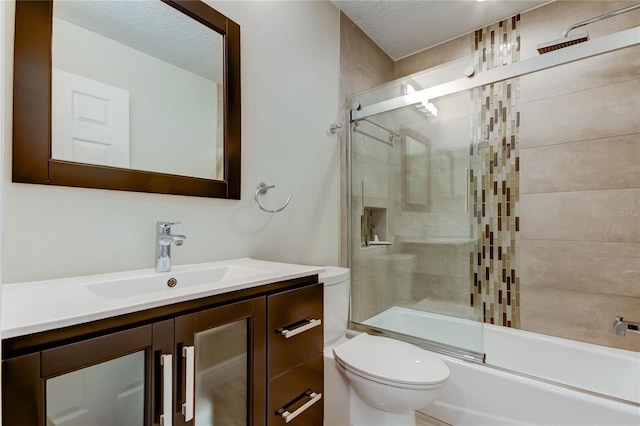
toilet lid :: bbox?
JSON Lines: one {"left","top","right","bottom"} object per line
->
{"left": 333, "top": 333, "right": 449, "bottom": 387}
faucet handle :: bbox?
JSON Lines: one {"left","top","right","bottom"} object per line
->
{"left": 613, "top": 316, "right": 627, "bottom": 336}
{"left": 157, "top": 221, "right": 181, "bottom": 233}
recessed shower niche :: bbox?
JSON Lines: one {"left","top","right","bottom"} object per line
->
{"left": 361, "top": 207, "right": 390, "bottom": 247}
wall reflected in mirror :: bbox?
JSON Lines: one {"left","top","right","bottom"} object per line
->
{"left": 52, "top": 0, "right": 224, "bottom": 180}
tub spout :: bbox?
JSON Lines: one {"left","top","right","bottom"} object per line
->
{"left": 612, "top": 316, "right": 640, "bottom": 337}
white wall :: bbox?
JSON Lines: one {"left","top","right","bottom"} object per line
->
{"left": 1, "top": 0, "right": 341, "bottom": 283}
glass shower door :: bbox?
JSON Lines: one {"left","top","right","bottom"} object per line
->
{"left": 349, "top": 87, "right": 484, "bottom": 357}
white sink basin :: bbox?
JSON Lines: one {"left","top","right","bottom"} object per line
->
{"left": 2, "top": 258, "right": 324, "bottom": 339}
{"left": 85, "top": 264, "right": 274, "bottom": 299}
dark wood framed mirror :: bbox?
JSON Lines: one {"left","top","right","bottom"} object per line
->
{"left": 13, "top": 0, "right": 240, "bottom": 199}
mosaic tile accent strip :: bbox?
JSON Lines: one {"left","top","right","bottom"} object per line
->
{"left": 470, "top": 16, "right": 521, "bottom": 327}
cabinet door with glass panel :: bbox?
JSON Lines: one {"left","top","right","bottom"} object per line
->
{"left": 174, "top": 298, "right": 266, "bottom": 426}
{"left": 4, "top": 323, "right": 165, "bottom": 425}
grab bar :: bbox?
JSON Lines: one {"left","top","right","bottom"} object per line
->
{"left": 353, "top": 117, "right": 398, "bottom": 145}
{"left": 613, "top": 316, "right": 640, "bottom": 336}
{"left": 354, "top": 128, "right": 394, "bottom": 146}
{"left": 254, "top": 182, "right": 291, "bottom": 213}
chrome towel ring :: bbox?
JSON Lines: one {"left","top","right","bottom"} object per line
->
{"left": 254, "top": 182, "right": 291, "bottom": 213}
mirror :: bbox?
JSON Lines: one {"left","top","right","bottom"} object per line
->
{"left": 13, "top": 0, "right": 241, "bottom": 199}
{"left": 402, "top": 130, "right": 431, "bottom": 211}
{"left": 52, "top": 1, "right": 225, "bottom": 180}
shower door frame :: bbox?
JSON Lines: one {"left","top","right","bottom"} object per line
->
{"left": 346, "top": 25, "right": 640, "bottom": 362}
{"left": 351, "top": 26, "right": 639, "bottom": 124}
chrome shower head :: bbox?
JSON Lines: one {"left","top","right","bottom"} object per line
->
{"left": 537, "top": 3, "right": 640, "bottom": 54}
{"left": 536, "top": 32, "right": 589, "bottom": 54}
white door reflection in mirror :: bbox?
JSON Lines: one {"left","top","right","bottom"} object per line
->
{"left": 52, "top": 69, "right": 130, "bottom": 168}
{"left": 52, "top": 0, "right": 224, "bottom": 180}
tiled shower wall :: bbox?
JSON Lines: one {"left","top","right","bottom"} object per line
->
{"left": 339, "top": 12, "right": 396, "bottom": 321}
{"left": 469, "top": 17, "right": 521, "bottom": 328}
{"left": 517, "top": 2, "right": 640, "bottom": 351}
{"left": 405, "top": 3, "right": 640, "bottom": 350}
{"left": 341, "top": 1, "right": 639, "bottom": 350}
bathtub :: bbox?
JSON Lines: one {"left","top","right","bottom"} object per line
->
{"left": 363, "top": 306, "right": 483, "bottom": 354}
{"left": 362, "top": 306, "right": 640, "bottom": 425}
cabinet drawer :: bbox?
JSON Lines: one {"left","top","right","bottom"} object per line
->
{"left": 268, "top": 353, "right": 323, "bottom": 426}
{"left": 267, "top": 283, "right": 323, "bottom": 379}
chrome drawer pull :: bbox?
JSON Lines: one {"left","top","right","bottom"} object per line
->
{"left": 279, "top": 318, "right": 322, "bottom": 339}
{"left": 182, "top": 345, "right": 195, "bottom": 421}
{"left": 278, "top": 390, "right": 322, "bottom": 423}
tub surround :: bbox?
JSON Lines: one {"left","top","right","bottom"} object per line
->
{"left": 363, "top": 306, "right": 640, "bottom": 406}
{"left": 1, "top": 258, "right": 323, "bottom": 339}
{"left": 426, "top": 351, "right": 640, "bottom": 426}
{"left": 484, "top": 323, "right": 640, "bottom": 405}
{"left": 342, "top": 0, "right": 640, "bottom": 352}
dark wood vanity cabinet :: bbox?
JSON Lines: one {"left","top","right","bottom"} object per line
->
{"left": 267, "top": 284, "right": 324, "bottom": 425}
{"left": 2, "top": 277, "right": 323, "bottom": 426}
{"left": 4, "top": 324, "right": 158, "bottom": 426}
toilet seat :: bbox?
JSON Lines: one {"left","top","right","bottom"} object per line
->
{"left": 333, "top": 333, "right": 449, "bottom": 389}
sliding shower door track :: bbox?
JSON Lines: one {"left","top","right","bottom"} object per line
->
{"left": 349, "top": 322, "right": 486, "bottom": 364}
{"left": 351, "top": 26, "right": 639, "bottom": 122}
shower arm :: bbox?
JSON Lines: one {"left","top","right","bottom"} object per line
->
{"left": 562, "top": 3, "right": 640, "bottom": 38}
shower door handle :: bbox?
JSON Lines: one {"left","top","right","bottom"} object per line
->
{"left": 465, "top": 168, "right": 469, "bottom": 213}
{"left": 362, "top": 181, "right": 365, "bottom": 215}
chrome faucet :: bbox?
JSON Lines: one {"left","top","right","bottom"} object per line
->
{"left": 155, "top": 221, "right": 186, "bottom": 272}
{"left": 613, "top": 316, "right": 640, "bottom": 337}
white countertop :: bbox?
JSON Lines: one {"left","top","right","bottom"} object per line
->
{"left": 403, "top": 237, "right": 476, "bottom": 245}
{"left": 2, "top": 258, "right": 324, "bottom": 339}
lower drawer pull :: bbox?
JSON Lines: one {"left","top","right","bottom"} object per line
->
{"left": 278, "top": 390, "right": 322, "bottom": 423}
{"left": 279, "top": 318, "right": 322, "bottom": 339}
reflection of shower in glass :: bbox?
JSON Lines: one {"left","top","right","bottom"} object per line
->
{"left": 405, "top": 84, "right": 438, "bottom": 118}
{"left": 417, "top": 100, "right": 438, "bottom": 118}
{"left": 353, "top": 118, "right": 399, "bottom": 146}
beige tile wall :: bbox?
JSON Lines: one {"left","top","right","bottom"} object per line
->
{"left": 394, "top": 34, "right": 470, "bottom": 79}
{"left": 339, "top": 12, "right": 394, "bottom": 269}
{"left": 518, "top": 2, "right": 640, "bottom": 349}
{"left": 339, "top": 12, "right": 398, "bottom": 320}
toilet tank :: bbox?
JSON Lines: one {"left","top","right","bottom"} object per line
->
{"left": 320, "top": 266, "right": 350, "bottom": 345}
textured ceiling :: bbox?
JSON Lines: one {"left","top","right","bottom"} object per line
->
{"left": 332, "top": 0, "right": 549, "bottom": 60}
{"left": 53, "top": 1, "right": 224, "bottom": 84}
{"left": 53, "top": 1, "right": 551, "bottom": 80}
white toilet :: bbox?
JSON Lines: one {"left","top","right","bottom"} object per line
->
{"left": 321, "top": 267, "right": 450, "bottom": 426}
